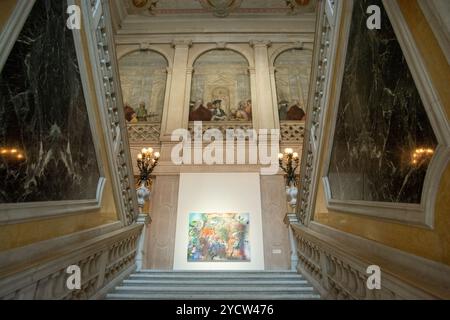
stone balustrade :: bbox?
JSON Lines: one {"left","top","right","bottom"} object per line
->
{"left": 0, "top": 224, "right": 143, "bottom": 300}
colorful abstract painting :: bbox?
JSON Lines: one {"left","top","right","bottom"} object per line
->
{"left": 187, "top": 213, "right": 250, "bottom": 262}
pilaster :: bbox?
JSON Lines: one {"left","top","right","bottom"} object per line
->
{"left": 160, "top": 40, "right": 192, "bottom": 140}
{"left": 250, "top": 40, "right": 277, "bottom": 130}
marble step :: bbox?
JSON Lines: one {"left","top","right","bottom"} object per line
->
{"left": 123, "top": 279, "right": 309, "bottom": 287}
{"left": 106, "top": 292, "right": 321, "bottom": 300}
{"left": 138, "top": 270, "right": 298, "bottom": 275}
{"left": 105, "top": 271, "right": 320, "bottom": 300}
{"left": 129, "top": 273, "right": 303, "bottom": 281}
{"left": 112, "top": 285, "right": 315, "bottom": 294}
{"left": 139, "top": 269, "right": 301, "bottom": 276}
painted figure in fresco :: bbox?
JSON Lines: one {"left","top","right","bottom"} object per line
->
{"left": 189, "top": 99, "right": 212, "bottom": 121}
{"left": 136, "top": 101, "right": 148, "bottom": 122}
{"left": 124, "top": 103, "right": 136, "bottom": 122}
{"left": 211, "top": 100, "right": 227, "bottom": 121}
{"left": 245, "top": 99, "right": 253, "bottom": 120}
{"left": 234, "top": 101, "right": 250, "bottom": 121}
{"left": 286, "top": 100, "right": 306, "bottom": 121}
{"left": 278, "top": 100, "right": 289, "bottom": 121}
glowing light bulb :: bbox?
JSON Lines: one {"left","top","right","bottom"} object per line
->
{"left": 11, "top": 149, "right": 17, "bottom": 154}
{"left": 137, "top": 153, "right": 143, "bottom": 160}
{"left": 284, "top": 148, "right": 294, "bottom": 155}
{"left": 293, "top": 152, "right": 299, "bottom": 159}
{"left": 278, "top": 153, "right": 284, "bottom": 160}
{"left": 148, "top": 148, "right": 154, "bottom": 154}
{"left": 154, "top": 152, "right": 160, "bottom": 159}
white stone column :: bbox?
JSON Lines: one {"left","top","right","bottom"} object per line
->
{"left": 251, "top": 40, "right": 277, "bottom": 130}
{"left": 160, "top": 40, "right": 192, "bottom": 140}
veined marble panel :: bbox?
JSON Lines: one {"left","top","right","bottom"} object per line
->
{"left": 0, "top": 0, "right": 100, "bottom": 203}
{"left": 327, "top": 0, "right": 438, "bottom": 203}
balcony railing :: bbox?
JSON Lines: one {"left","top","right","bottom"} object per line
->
{"left": 126, "top": 121, "right": 305, "bottom": 143}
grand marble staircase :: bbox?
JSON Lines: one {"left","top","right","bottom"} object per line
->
{"left": 105, "top": 270, "right": 320, "bottom": 300}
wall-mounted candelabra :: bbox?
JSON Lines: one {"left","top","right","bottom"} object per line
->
{"left": 278, "top": 148, "right": 300, "bottom": 209}
{"left": 136, "top": 147, "right": 160, "bottom": 210}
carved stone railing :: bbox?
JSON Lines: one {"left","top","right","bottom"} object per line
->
{"left": 86, "top": 0, "right": 139, "bottom": 225}
{"left": 0, "top": 224, "right": 142, "bottom": 300}
{"left": 297, "top": 3, "right": 334, "bottom": 224}
{"left": 280, "top": 121, "right": 305, "bottom": 142}
{"left": 127, "top": 123, "right": 161, "bottom": 143}
{"left": 291, "top": 223, "right": 447, "bottom": 299}
{"left": 188, "top": 121, "right": 254, "bottom": 140}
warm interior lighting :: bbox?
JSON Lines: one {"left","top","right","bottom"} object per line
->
{"left": 411, "top": 147, "right": 434, "bottom": 166}
{"left": 0, "top": 147, "right": 26, "bottom": 162}
{"left": 137, "top": 147, "right": 160, "bottom": 187}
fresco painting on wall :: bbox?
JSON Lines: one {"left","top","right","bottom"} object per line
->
{"left": 187, "top": 212, "right": 251, "bottom": 262}
{"left": 275, "top": 48, "right": 312, "bottom": 121}
{"left": 119, "top": 50, "right": 167, "bottom": 123}
{"left": 190, "top": 50, "right": 252, "bottom": 122}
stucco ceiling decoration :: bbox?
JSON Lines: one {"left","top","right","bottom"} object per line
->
{"left": 199, "top": 0, "right": 243, "bottom": 17}
{"left": 127, "top": 0, "right": 317, "bottom": 17}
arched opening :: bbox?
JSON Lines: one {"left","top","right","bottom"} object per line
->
{"left": 274, "top": 49, "right": 312, "bottom": 122}
{"left": 118, "top": 50, "right": 168, "bottom": 124}
{"left": 189, "top": 49, "right": 252, "bottom": 122}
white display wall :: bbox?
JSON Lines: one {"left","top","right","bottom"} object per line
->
{"left": 173, "top": 173, "right": 265, "bottom": 270}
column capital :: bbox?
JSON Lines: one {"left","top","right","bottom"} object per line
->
{"left": 247, "top": 67, "right": 256, "bottom": 75}
{"left": 249, "top": 40, "right": 272, "bottom": 48}
{"left": 171, "top": 40, "right": 193, "bottom": 48}
{"left": 186, "top": 67, "right": 194, "bottom": 75}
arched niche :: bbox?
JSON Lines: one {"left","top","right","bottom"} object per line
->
{"left": 189, "top": 49, "right": 252, "bottom": 122}
{"left": 118, "top": 50, "right": 168, "bottom": 124}
{"left": 274, "top": 48, "right": 312, "bottom": 122}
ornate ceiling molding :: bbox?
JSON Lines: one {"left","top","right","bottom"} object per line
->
{"left": 199, "top": 0, "right": 243, "bottom": 18}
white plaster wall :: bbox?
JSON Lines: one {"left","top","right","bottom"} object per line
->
{"left": 173, "top": 172, "right": 265, "bottom": 270}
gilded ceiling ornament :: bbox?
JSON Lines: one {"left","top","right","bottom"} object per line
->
{"left": 132, "top": 0, "right": 148, "bottom": 8}
{"left": 132, "top": 0, "right": 159, "bottom": 14}
{"left": 199, "top": 0, "right": 243, "bottom": 18}
{"left": 286, "top": 0, "right": 311, "bottom": 14}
